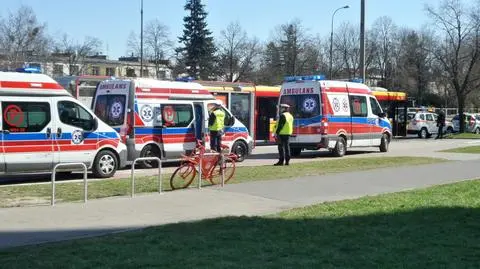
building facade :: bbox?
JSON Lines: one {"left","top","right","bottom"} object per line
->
{"left": 1, "top": 53, "right": 172, "bottom": 80}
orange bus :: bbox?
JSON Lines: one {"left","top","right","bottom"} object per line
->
{"left": 372, "top": 89, "right": 408, "bottom": 136}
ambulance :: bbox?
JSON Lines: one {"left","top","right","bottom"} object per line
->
{"left": 0, "top": 70, "right": 127, "bottom": 178}
{"left": 91, "top": 78, "right": 253, "bottom": 167}
{"left": 277, "top": 75, "right": 392, "bottom": 157}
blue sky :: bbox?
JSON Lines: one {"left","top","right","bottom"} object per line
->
{"left": 1, "top": 0, "right": 456, "bottom": 59}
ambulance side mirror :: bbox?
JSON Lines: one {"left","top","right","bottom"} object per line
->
{"left": 92, "top": 118, "right": 99, "bottom": 131}
{"left": 378, "top": 112, "right": 386, "bottom": 118}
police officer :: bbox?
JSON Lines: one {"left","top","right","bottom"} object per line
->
{"left": 436, "top": 109, "right": 446, "bottom": 139}
{"left": 274, "top": 104, "right": 294, "bottom": 166}
{"left": 208, "top": 103, "right": 225, "bottom": 152}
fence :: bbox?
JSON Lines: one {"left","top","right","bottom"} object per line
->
{"left": 51, "top": 163, "right": 88, "bottom": 206}
{"left": 46, "top": 153, "right": 226, "bottom": 207}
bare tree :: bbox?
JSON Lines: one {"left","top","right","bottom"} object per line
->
{"left": 277, "top": 19, "right": 319, "bottom": 76}
{"left": 335, "top": 22, "right": 360, "bottom": 78}
{"left": 0, "top": 5, "right": 51, "bottom": 69}
{"left": 126, "top": 31, "right": 140, "bottom": 57}
{"left": 126, "top": 20, "right": 172, "bottom": 78}
{"left": 370, "top": 16, "right": 398, "bottom": 87}
{"left": 426, "top": 0, "right": 480, "bottom": 132}
{"left": 53, "top": 34, "right": 102, "bottom": 75}
{"left": 217, "top": 21, "right": 261, "bottom": 82}
{"left": 145, "top": 19, "right": 172, "bottom": 78}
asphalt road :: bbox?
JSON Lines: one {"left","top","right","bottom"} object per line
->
{"left": 1, "top": 137, "right": 479, "bottom": 185}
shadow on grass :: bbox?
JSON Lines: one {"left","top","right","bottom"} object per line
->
{"left": 0, "top": 206, "right": 478, "bottom": 268}
{"left": 249, "top": 150, "right": 377, "bottom": 160}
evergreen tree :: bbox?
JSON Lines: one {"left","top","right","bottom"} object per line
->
{"left": 176, "top": 0, "right": 217, "bottom": 80}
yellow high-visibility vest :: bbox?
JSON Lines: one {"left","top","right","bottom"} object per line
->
{"left": 275, "top": 112, "right": 294, "bottom": 135}
{"left": 209, "top": 109, "right": 225, "bottom": 131}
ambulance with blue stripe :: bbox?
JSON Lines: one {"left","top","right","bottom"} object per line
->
{"left": 0, "top": 71, "right": 127, "bottom": 178}
{"left": 278, "top": 75, "right": 392, "bottom": 157}
{"left": 91, "top": 78, "right": 253, "bottom": 167}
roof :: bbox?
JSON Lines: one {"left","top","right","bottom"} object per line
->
{"left": 372, "top": 91, "right": 407, "bottom": 101}
{"left": 0, "top": 72, "right": 70, "bottom": 96}
{"left": 99, "top": 78, "right": 215, "bottom": 100}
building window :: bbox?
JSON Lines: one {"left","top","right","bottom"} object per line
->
{"left": 105, "top": 67, "right": 115, "bottom": 76}
{"left": 157, "top": 70, "right": 166, "bottom": 79}
{"left": 53, "top": 64, "right": 63, "bottom": 76}
{"left": 91, "top": 66, "right": 100, "bottom": 76}
{"left": 126, "top": 68, "right": 136, "bottom": 77}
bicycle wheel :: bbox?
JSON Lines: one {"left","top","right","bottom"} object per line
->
{"left": 170, "top": 163, "right": 197, "bottom": 190}
{"left": 210, "top": 156, "right": 236, "bottom": 185}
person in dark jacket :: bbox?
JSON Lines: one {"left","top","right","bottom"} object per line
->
{"left": 436, "top": 109, "right": 446, "bottom": 139}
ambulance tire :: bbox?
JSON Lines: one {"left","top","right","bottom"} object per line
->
{"left": 379, "top": 133, "right": 390, "bottom": 152}
{"left": 290, "top": 148, "right": 302, "bottom": 157}
{"left": 139, "top": 144, "right": 161, "bottom": 169}
{"left": 232, "top": 141, "right": 248, "bottom": 162}
{"left": 332, "top": 136, "right": 346, "bottom": 157}
{"left": 92, "top": 150, "right": 118, "bottom": 178}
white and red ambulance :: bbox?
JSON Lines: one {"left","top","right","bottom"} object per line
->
{"left": 277, "top": 75, "right": 392, "bottom": 157}
{"left": 0, "top": 70, "right": 127, "bottom": 178}
{"left": 91, "top": 78, "right": 253, "bottom": 167}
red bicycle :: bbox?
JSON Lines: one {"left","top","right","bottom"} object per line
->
{"left": 170, "top": 140, "right": 237, "bottom": 190}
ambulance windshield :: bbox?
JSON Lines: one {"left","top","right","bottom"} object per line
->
{"left": 279, "top": 94, "right": 321, "bottom": 119}
{"left": 94, "top": 95, "right": 126, "bottom": 126}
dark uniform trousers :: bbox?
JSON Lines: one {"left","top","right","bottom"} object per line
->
{"left": 277, "top": 135, "right": 291, "bottom": 163}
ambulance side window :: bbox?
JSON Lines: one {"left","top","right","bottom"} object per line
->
{"left": 369, "top": 97, "right": 383, "bottom": 116}
{"left": 349, "top": 95, "right": 368, "bottom": 117}
{"left": 161, "top": 104, "right": 193, "bottom": 128}
{"left": 57, "top": 101, "right": 95, "bottom": 131}
{"left": 2, "top": 101, "right": 51, "bottom": 133}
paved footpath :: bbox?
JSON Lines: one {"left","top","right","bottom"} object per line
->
{"left": 1, "top": 159, "right": 479, "bottom": 249}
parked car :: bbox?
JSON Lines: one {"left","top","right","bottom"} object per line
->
{"left": 407, "top": 112, "right": 454, "bottom": 138}
{"left": 452, "top": 113, "right": 480, "bottom": 133}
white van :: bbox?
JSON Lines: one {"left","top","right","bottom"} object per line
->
{"left": 0, "top": 71, "right": 127, "bottom": 178}
{"left": 91, "top": 78, "right": 253, "bottom": 166}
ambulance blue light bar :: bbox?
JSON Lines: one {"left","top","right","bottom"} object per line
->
{"left": 349, "top": 78, "right": 363, "bottom": 83}
{"left": 175, "top": 76, "right": 195, "bottom": 82}
{"left": 15, "top": 67, "right": 41, "bottom": 73}
{"left": 284, "top": 74, "right": 326, "bottom": 82}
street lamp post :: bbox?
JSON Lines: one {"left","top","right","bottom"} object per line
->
{"left": 140, "top": 0, "right": 144, "bottom": 77}
{"left": 329, "top": 5, "right": 349, "bottom": 79}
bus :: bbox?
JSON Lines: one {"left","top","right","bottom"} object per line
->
{"left": 371, "top": 87, "right": 408, "bottom": 136}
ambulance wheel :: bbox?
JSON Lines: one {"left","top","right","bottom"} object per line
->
{"left": 139, "top": 144, "right": 160, "bottom": 168}
{"left": 379, "top": 133, "right": 390, "bottom": 152}
{"left": 332, "top": 136, "right": 346, "bottom": 157}
{"left": 232, "top": 141, "right": 247, "bottom": 162}
{"left": 290, "top": 148, "right": 302, "bottom": 157}
{"left": 92, "top": 150, "right": 118, "bottom": 178}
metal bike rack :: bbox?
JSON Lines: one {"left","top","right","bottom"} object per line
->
{"left": 131, "top": 157, "right": 162, "bottom": 198}
{"left": 197, "top": 152, "right": 225, "bottom": 189}
{"left": 51, "top": 163, "right": 88, "bottom": 206}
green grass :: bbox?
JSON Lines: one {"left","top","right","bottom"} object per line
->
{"left": 1, "top": 179, "right": 479, "bottom": 268}
{"left": 445, "top": 132, "right": 480, "bottom": 139}
{"left": 440, "top": 145, "right": 480, "bottom": 154}
{"left": 0, "top": 157, "right": 445, "bottom": 208}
